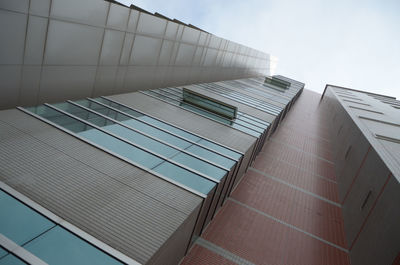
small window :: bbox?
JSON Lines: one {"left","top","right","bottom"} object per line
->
{"left": 182, "top": 88, "right": 237, "bottom": 120}
{"left": 264, "top": 77, "right": 291, "bottom": 89}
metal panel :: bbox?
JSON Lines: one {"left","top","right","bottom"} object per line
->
{"left": 44, "top": 20, "right": 103, "bottom": 65}
{"left": 0, "top": 109, "right": 203, "bottom": 264}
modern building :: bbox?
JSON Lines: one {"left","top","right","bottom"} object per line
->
{"left": 0, "top": 1, "right": 399, "bottom": 265}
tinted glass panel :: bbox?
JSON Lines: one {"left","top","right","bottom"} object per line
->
{"left": 153, "top": 162, "right": 215, "bottom": 194}
{"left": 0, "top": 248, "right": 7, "bottom": 259}
{"left": 0, "top": 254, "right": 26, "bottom": 265}
{"left": 185, "top": 145, "right": 235, "bottom": 169}
{"left": 171, "top": 153, "right": 226, "bottom": 180}
{"left": 196, "top": 140, "right": 241, "bottom": 160}
{"left": 25, "top": 226, "right": 122, "bottom": 265}
{"left": 0, "top": 190, "right": 55, "bottom": 245}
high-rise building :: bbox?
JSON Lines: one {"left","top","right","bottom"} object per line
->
{"left": 0, "top": 1, "right": 399, "bottom": 265}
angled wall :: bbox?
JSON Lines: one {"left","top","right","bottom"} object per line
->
{"left": 0, "top": 0, "right": 271, "bottom": 110}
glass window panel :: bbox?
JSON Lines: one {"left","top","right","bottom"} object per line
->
{"left": 171, "top": 153, "right": 226, "bottom": 180}
{"left": 0, "top": 248, "right": 8, "bottom": 259}
{"left": 0, "top": 254, "right": 26, "bottom": 265}
{"left": 104, "top": 124, "right": 179, "bottom": 158}
{"left": 27, "top": 105, "right": 163, "bottom": 169}
{"left": 185, "top": 145, "right": 235, "bottom": 169}
{"left": 78, "top": 129, "right": 163, "bottom": 169}
{"left": 0, "top": 190, "right": 55, "bottom": 246}
{"left": 196, "top": 140, "right": 241, "bottom": 160}
{"left": 153, "top": 162, "right": 215, "bottom": 194}
{"left": 24, "top": 226, "right": 122, "bottom": 265}
{"left": 138, "top": 116, "right": 201, "bottom": 142}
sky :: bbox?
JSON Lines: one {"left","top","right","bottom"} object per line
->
{"left": 119, "top": 0, "right": 400, "bottom": 98}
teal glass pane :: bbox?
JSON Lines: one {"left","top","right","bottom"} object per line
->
{"left": 196, "top": 139, "right": 241, "bottom": 160}
{"left": 122, "top": 119, "right": 192, "bottom": 149}
{"left": 95, "top": 98, "right": 144, "bottom": 118}
{"left": 231, "top": 123, "right": 260, "bottom": 137}
{"left": 104, "top": 124, "right": 179, "bottom": 158}
{"left": 74, "top": 100, "right": 131, "bottom": 123}
{"left": 153, "top": 162, "right": 215, "bottom": 194}
{"left": 26, "top": 105, "right": 87, "bottom": 133}
{"left": 0, "top": 248, "right": 7, "bottom": 259}
{"left": 26, "top": 105, "right": 163, "bottom": 169}
{"left": 78, "top": 129, "right": 163, "bottom": 169}
{"left": 171, "top": 153, "right": 227, "bottom": 180}
{"left": 0, "top": 190, "right": 55, "bottom": 245}
{"left": 24, "top": 226, "right": 122, "bottom": 265}
{"left": 185, "top": 145, "right": 236, "bottom": 169}
{"left": 0, "top": 254, "right": 26, "bottom": 265}
{"left": 138, "top": 116, "right": 201, "bottom": 142}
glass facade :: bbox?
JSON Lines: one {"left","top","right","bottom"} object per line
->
{"left": 0, "top": 189, "right": 123, "bottom": 265}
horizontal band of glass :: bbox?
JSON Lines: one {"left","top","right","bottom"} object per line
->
{"left": 97, "top": 97, "right": 242, "bottom": 161}
{"left": 167, "top": 87, "right": 269, "bottom": 130}
{"left": 200, "top": 82, "right": 283, "bottom": 113}
{"left": 0, "top": 189, "right": 124, "bottom": 265}
{"left": 25, "top": 105, "right": 216, "bottom": 195}
{"left": 228, "top": 79, "right": 291, "bottom": 103}
{"left": 143, "top": 90, "right": 261, "bottom": 138}
{"left": 56, "top": 101, "right": 228, "bottom": 180}
{"left": 158, "top": 88, "right": 267, "bottom": 133}
{"left": 76, "top": 99, "right": 236, "bottom": 170}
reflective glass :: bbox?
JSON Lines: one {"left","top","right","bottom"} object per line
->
{"left": 0, "top": 254, "right": 26, "bottom": 265}
{"left": 185, "top": 145, "right": 235, "bottom": 169}
{"left": 78, "top": 128, "right": 163, "bottom": 168}
{"left": 0, "top": 248, "right": 7, "bottom": 259}
{"left": 25, "top": 226, "right": 123, "bottom": 265}
{"left": 27, "top": 105, "right": 163, "bottom": 168}
{"left": 153, "top": 162, "right": 215, "bottom": 194}
{"left": 171, "top": 153, "right": 226, "bottom": 180}
{"left": 0, "top": 190, "right": 55, "bottom": 245}
{"left": 196, "top": 140, "right": 241, "bottom": 160}
{"left": 92, "top": 98, "right": 240, "bottom": 161}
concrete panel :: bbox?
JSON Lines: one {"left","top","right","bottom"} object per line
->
{"left": 349, "top": 176, "right": 400, "bottom": 265}
{"left": 50, "top": 0, "right": 108, "bottom": 27}
{"left": 192, "top": 47, "right": 204, "bottom": 66}
{"left": 0, "top": 0, "right": 28, "bottom": 13}
{"left": 99, "top": 29, "right": 124, "bottom": 66}
{"left": 181, "top": 27, "right": 200, "bottom": 44}
{"left": 159, "top": 40, "right": 174, "bottom": 66}
{"left": 127, "top": 10, "right": 139, "bottom": 32}
{"left": 137, "top": 12, "right": 166, "bottom": 37}
{"left": 209, "top": 35, "right": 221, "bottom": 49}
{"left": 165, "top": 21, "right": 178, "bottom": 39}
{"left": 92, "top": 66, "right": 117, "bottom": 97}
{"left": 0, "top": 10, "right": 27, "bottom": 64}
{"left": 20, "top": 65, "right": 41, "bottom": 106}
{"left": 38, "top": 66, "right": 96, "bottom": 103}
{"left": 175, "top": 44, "right": 196, "bottom": 66}
{"left": 113, "top": 66, "right": 127, "bottom": 93}
{"left": 198, "top": 32, "right": 207, "bottom": 46}
{"left": 130, "top": 35, "right": 162, "bottom": 66}
{"left": 204, "top": 48, "right": 217, "bottom": 66}
{"left": 24, "top": 16, "right": 48, "bottom": 65}
{"left": 44, "top": 20, "right": 103, "bottom": 65}
{"left": 123, "top": 66, "right": 155, "bottom": 92}
{"left": 107, "top": 3, "right": 129, "bottom": 31}
{"left": 29, "top": 0, "right": 50, "bottom": 16}
{"left": 342, "top": 149, "right": 391, "bottom": 245}
{"left": 119, "top": 33, "right": 134, "bottom": 65}
{"left": 0, "top": 65, "right": 21, "bottom": 109}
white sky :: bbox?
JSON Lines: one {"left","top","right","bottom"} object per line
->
{"left": 119, "top": 0, "right": 400, "bottom": 99}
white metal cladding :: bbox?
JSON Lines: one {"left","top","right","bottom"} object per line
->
{"left": 0, "top": 0, "right": 271, "bottom": 110}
